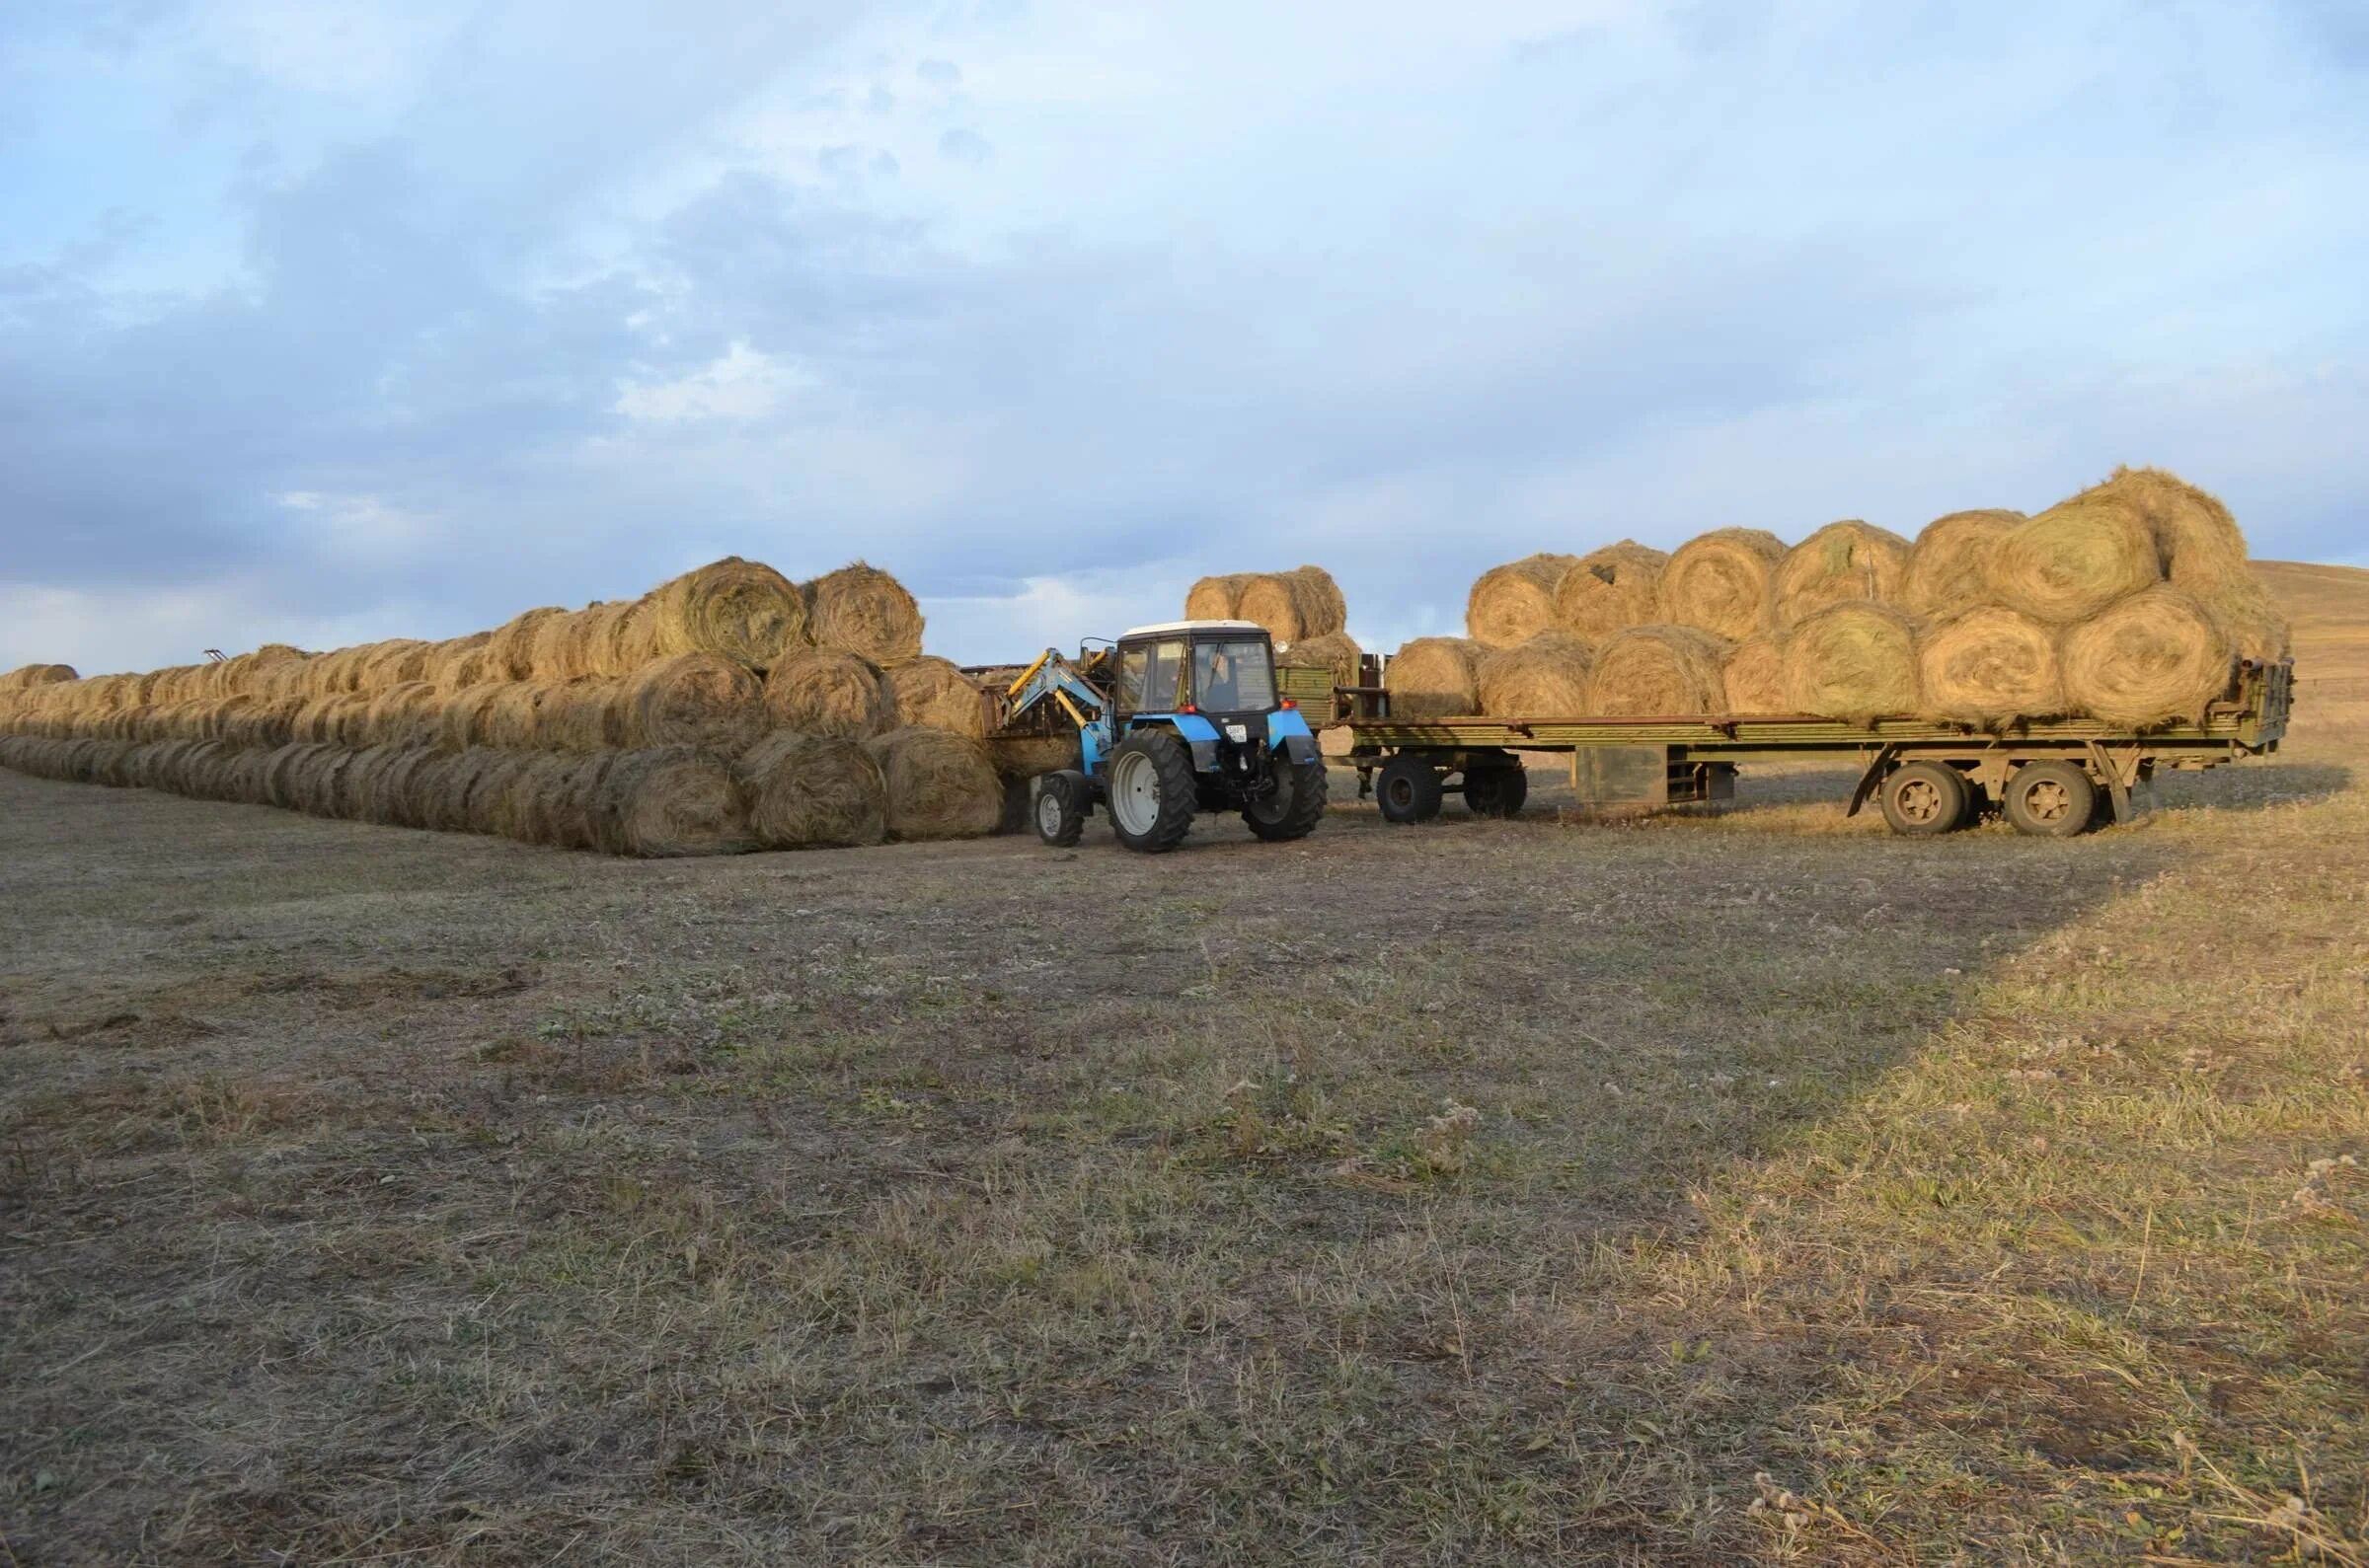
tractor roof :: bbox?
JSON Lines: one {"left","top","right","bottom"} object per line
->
{"left": 1118, "top": 619, "right": 1264, "bottom": 639}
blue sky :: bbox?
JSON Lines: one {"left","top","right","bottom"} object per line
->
{"left": 3, "top": 0, "right": 2364, "bottom": 672}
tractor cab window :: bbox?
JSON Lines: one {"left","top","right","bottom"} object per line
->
{"left": 1117, "top": 639, "right": 1187, "bottom": 712}
{"left": 1192, "top": 638, "right": 1275, "bottom": 712}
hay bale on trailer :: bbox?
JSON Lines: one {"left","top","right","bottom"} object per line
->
{"left": 764, "top": 648, "right": 896, "bottom": 739}
{"left": 1276, "top": 631, "right": 1363, "bottom": 692}
{"left": 1774, "top": 521, "right": 1911, "bottom": 625}
{"left": 1467, "top": 554, "right": 1578, "bottom": 648}
{"left": 1184, "top": 573, "right": 1252, "bottom": 621}
{"left": 887, "top": 656, "right": 992, "bottom": 738}
{"left": 1660, "top": 528, "right": 1786, "bottom": 641}
{"left": 1722, "top": 632, "right": 1792, "bottom": 715}
{"left": 1983, "top": 490, "right": 2162, "bottom": 625}
{"left": 1585, "top": 626, "right": 1730, "bottom": 716}
{"left": 1902, "top": 509, "right": 2023, "bottom": 618}
{"left": 1384, "top": 636, "right": 1484, "bottom": 719}
{"left": 1552, "top": 542, "right": 1667, "bottom": 639}
{"left": 1918, "top": 606, "right": 2063, "bottom": 725}
{"left": 1476, "top": 631, "right": 1594, "bottom": 717}
{"left": 2060, "top": 586, "right": 2235, "bottom": 728}
{"left": 1237, "top": 566, "right": 1348, "bottom": 643}
{"left": 1781, "top": 602, "right": 1922, "bottom": 725}
{"left": 738, "top": 731, "right": 888, "bottom": 849}
{"left": 2093, "top": 467, "right": 2292, "bottom": 660}
{"left": 802, "top": 562, "right": 922, "bottom": 669}
{"left": 865, "top": 725, "right": 1003, "bottom": 841}
{"left": 617, "top": 653, "right": 769, "bottom": 752}
{"left": 591, "top": 747, "right": 756, "bottom": 858}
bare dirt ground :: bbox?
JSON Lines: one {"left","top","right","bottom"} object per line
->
{"left": 4, "top": 696, "right": 2365, "bottom": 1563}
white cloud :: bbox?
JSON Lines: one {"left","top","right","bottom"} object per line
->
{"left": 614, "top": 342, "right": 813, "bottom": 423}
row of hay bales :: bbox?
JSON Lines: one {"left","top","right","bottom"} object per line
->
{"left": 0, "top": 723, "right": 1004, "bottom": 857}
{"left": 0, "top": 558, "right": 1015, "bottom": 855}
{"left": 1395, "top": 467, "right": 2288, "bottom": 728}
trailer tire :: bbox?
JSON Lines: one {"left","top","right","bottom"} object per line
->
{"left": 1244, "top": 757, "right": 1328, "bottom": 842}
{"left": 1106, "top": 730, "right": 1197, "bottom": 853}
{"left": 1878, "top": 761, "right": 1970, "bottom": 836}
{"left": 1376, "top": 754, "right": 1444, "bottom": 825}
{"left": 2004, "top": 761, "right": 2097, "bottom": 839}
{"left": 1464, "top": 766, "right": 1528, "bottom": 818}
{"left": 1034, "top": 770, "right": 1088, "bottom": 847}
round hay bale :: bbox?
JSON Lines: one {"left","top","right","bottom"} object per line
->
{"left": 1276, "top": 631, "right": 1363, "bottom": 692}
{"left": 763, "top": 648, "right": 896, "bottom": 740}
{"left": 1586, "top": 626, "right": 1731, "bottom": 716}
{"left": 802, "top": 562, "right": 922, "bottom": 668}
{"left": 1722, "top": 633, "right": 1792, "bottom": 714}
{"left": 616, "top": 653, "right": 768, "bottom": 751}
{"left": 1984, "top": 493, "right": 2162, "bottom": 625}
{"left": 360, "top": 682, "right": 443, "bottom": 748}
{"left": 1184, "top": 573, "right": 1251, "bottom": 621}
{"left": 1781, "top": 603, "right": 1922, "bottom": 725}
{"left": 1773, "top": 520, "right": 1912, "bottom": 625}
{"left": 1476, "top": 631, "right": 1595, "bottom": 717}
{"left": 1237, "top": 566, "right": 1348, "bottom": 643}
{"left": 2093, "top": 467, "right": 2291, "bottom": 660}
{"left": 1660, "top": 528, "right": 1786, "bottom": 640}
{"left": 1466, "top": 554, "right": 1578, "bottom": 648}
{"left": 352, "top": 639, "right": 432, "bottom": 694}
{"left": 643, "top": 558, "right": 808, "bottom": 669}
{"left": 864, "top": 726, "right": 1003, "bottom": 842}
{"left": 737, "top": 731, "right": 888, "bottom": 849}
{"left": 2060, "top": 586, "right": 2234, "bottom": 728}
{"left": 1552, "top": 542, "right": 1668, "bottom": 639}
{"left": 482, "top": 684, "right": 553, "bottom": 751}
{"left": 228, "top": 694, "right": 305, "bottom": 750}
{"left": 886, "top": 656, "right": 991, "bottom": 738}
{"left": 420, "top": 634, "right": 495, "bottom": 692}
{"left": 1384, "top": 636, "right": 1483, "bottom": 719}
{"left": 526, "top": 610, "right": 585, "bottom": 682}
{"left": 261, "top": 742, "right": 315, "bottom": 810}
{"left": 592, "top": 747, "right": 756, "bottom": 858}
{"left": 288, "top": 745, "right": 356, "bottom": 816}
{"left": 488, "top": 607, "right": 566, "bottom": 681}
{"left": 538, "top": 680, "right": 623, "bottom": 752}
{"left": 1902, "top": 509, "right": 2023, "bottom": 618}
{"left": 1918, "top": 606, "right": 2063, "bottom": 725}
{"left": 490, "top": 751, "right": 601, "bottom": 845}
{"left": 0, "top": 663, "right": 77, "bottom": 692}
{"left": 435, "top": 683, "right": 510, "bottom": 751}
{"left": 456, "top": 749, "right": 533, "bottom": 836}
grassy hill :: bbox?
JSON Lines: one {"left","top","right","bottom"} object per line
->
{"left": 2256, "top": 559, "right": 2369, "bottom": 684}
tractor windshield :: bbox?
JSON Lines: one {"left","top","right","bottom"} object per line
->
{"left": 1192, "top": 639, "right": 1274, "bottom": 712}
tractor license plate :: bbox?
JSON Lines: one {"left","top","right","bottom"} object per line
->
{"left": 1225, "top": 723, "right": 1249, "bottom": 742}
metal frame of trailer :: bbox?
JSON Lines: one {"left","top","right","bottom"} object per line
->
{"left": 1274, "top": 659, "right": 2294, "bottom": 836}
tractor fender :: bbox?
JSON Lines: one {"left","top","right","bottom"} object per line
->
{"left": 1159, "top": 713, "right": 1223, "bottom": 773}
{"left": 1266, "top": 707, "right": 1319, "bottom": 766}
{"left": 1278, "top": 733, "right": 1320, "bottom": 766}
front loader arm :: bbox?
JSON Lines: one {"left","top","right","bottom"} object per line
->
{"left": 1004, "top": 649, "right": 1111, "bottom": 736}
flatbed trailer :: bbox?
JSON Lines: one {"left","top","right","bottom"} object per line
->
{"left": 1274, "top": 658, "right": 2294, "bottom": 837}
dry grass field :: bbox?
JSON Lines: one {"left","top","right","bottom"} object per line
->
{"left": 4, "top": 565, "right": 2366, "bottom": 1565}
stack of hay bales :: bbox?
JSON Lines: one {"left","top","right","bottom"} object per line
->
{"left": 1184, "top": 564, "right": 1362, "bottom": 687}
{"left": 0, "top": 556, "right": 1011, "bottom": 855}
{"left": 1359, "top": 465, "right": 2284, "bottom": 728}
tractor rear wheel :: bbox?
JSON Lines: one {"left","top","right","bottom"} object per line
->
{"left": 1106, "top": 730, "right": 1197, "bottom": 853}
{"left": 1375, "top": 754, "right": 1444, "bottom": 825}
{"left": 1244, "top": 756, "right": 1328, "bottom": 842}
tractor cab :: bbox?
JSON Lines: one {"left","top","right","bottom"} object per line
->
{"left": 1107, "top": 620, "right": 1279, "bottom": 723}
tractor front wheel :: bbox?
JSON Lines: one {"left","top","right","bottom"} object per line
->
{"left": 1244, "top": 757, "right": 1328, "bottom": 842}
{"left": 1106, "top": 730, "right": 1197, "bottom": 853}
{"left": 1034, "top": 770, "right": 1088, "bottom": 847}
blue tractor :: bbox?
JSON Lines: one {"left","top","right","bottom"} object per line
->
{"left": 1002, "top": 619, "right": 1328, "bottom": 852}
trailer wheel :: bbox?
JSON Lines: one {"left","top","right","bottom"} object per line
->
{"left": 1464, "top": 766, "right": 1528, "bottom": 818}
{"left": 1106, "top": 730, "right": 1197, "bottom": 853}
{"left": 1033, "top": 770, "right": 1088, "bottom": 847}
{"left": 1375, "top": 754, "right": 1444, "bottom": 825}
{"left": 2004, "top": 761, "right": 2097, "bottom": 838}
{"left": 1878, "top": 762, "right": 1970, "bottom": 836}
